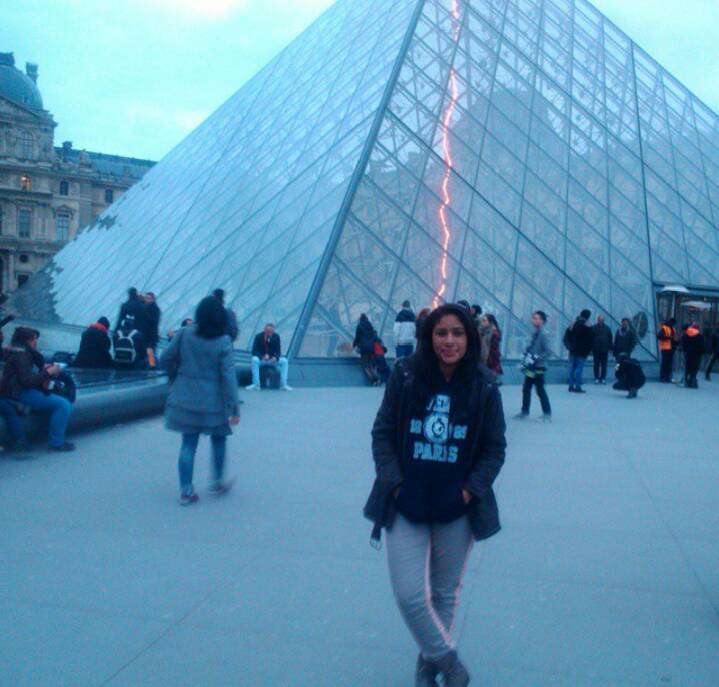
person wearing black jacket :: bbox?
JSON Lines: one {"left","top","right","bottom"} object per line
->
{"left": 143, "top": 292, "right": 161, "bottom": 359}
{"left": 114, "top": 287, "right": 148, "bottom": 365}
{"left": 353, "top": 314, "right": 379, "bottom": 385}
{"left": 682, "top": 323, "right": 706, "bottom": 389}
{"left": 246, "top": 323, "right": 292, "bottom": 391}
{"left": 591, "top": 315, "right": 613, "bottom": 384}
{"left": 613, "top": 318, "right": 637, "bottom": 360}
{"left": 0, "top": 327, "right": 74, "bottom": 451}
{"left": 567, "top": 309, "right": 593, "bottom": 393}
{"left": 705, "top": 329, "right": 719, "bottom": 381}
{"left": 73, "top": 317, "right": 113, "bottom": 369}
{"left": 364, "top": 304, "right": 506, "bottom": 687}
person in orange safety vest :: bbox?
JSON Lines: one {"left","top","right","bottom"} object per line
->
{"left": 657, "top": 318, "right": 677, "bottom": 383}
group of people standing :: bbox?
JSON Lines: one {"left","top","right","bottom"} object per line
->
{"left": 656, "top": 317, "right": 715, "bottom": 389}
{"left": 353, "top": 300, "right": 504, "bottom": 387}
{"left": 564, "top": 310, "right": 640, "bottom": 392}
{"left": 74, "top": 288, "right": 163, "bottom": 370}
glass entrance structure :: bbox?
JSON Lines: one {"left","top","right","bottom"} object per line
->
{"left": 11, "top": 0, "right": 719, "bottom": 370}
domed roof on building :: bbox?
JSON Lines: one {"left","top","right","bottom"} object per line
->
{"left": 0, "top": 52, "right": 44, "bottom": 111}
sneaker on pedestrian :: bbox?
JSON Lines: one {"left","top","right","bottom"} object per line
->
{"left": 280, "top": 384, "right": 293, "bottom": 391}
{"left": 209, "top": 480, "right": 234, "bottom": 496}
{"left": 245, "top": 384, "right": 260, "bottom": 391}
{"left": 601, "top": 379, "right": 607, "bottom": 385}
{"left": 179, "top": 491, "right": 199, "bottom": 506}
{"left": 415, "top": 653, "right": 439, "bottom": 687}
{"left": 513, "top": 412, "right": 529, "bottom": 420}
{"left": 435, "top": 651, "right": 470, "bottom": 687}
{"left": 575, "top": 387, "right": 586, "bottom": 394}
{"left": 540, "top": 414, "right": 552, "bottom": 422}
{"left": 568, "top": 385, "right": 576, "bottom": 392}
{"left": 594, "top": 379, "right": 600, "bottom": 384}
{"left": 49, "top": 442, "right": 75, "bottom": 452}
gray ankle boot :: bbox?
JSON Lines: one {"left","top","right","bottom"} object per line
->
{"left": 415, "top": 654, "right": 439, "bottom": 687}
{"left": 435, "top": 651, "right": 470, "bottom": 686}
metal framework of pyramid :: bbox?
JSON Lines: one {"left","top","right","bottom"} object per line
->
{"left": 14, "top": 0, "right": 719, "bottom": 364}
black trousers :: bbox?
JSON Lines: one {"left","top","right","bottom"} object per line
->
{"left": 706, "top": 353, "right": 718, "bottom": 377}
{"left": 593, "top": 351, "right": 609, "bottom": 380}
{"left": 660, "top": 350, "right": 674, "bottom": 382}
{"left": 685, "top": 354, "right": 701, "bottom": 388}
{"left": 360, "top": 352, "right": 378, "bottom": 384}
{"left": 522, "top": 373, "right": 551, "bottom": 415}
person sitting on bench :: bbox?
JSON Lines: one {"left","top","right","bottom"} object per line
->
{"left": 246, "top": 323, "right": 292, "bottom": 391}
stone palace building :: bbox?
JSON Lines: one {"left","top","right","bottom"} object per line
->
{"left": 0, "top": 52, "right": 154, "bottom": 294}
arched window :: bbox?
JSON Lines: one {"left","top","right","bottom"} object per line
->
{"left": 104, "top": 188, "right": 114, "bottom": 204}
{"left": 17, "top": 131, "right": 33, "bottom": 159}
{"left": 59, "top": 180, "right": 69, "bottom": 196}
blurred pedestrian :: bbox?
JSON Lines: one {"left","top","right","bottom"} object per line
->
{"left": 613, "top": 318, "right": 637, "bottom": 361}
{"left": 213, "top": 289, "right": 239, "bottom": 343}
{"left": 364, "top": 304, "right": 506, "bottom": 687}
{"left": 143, "top": 292, "right": 161, "bottom": 367}
{"left": 613, "top": 354, "right": 646, "bottom": 399}
{"left": 478, "top": 313, "right": 503, "bottom": 377}
{"left": 393, "top": 300, "right": 416, "bottom": 359}
{"left": 591, "top": 315, "right": 613, "bottom": 384}
{"left": 704, "top": 329, "right": 719, "bottom": 381}
{"left": 516, "top": 310, "right": 552, "bottom": 421}
{"left": 682, "top": 322, "right": 705, "bottom": 389}
{"left": 353, "top": 314, "right": 379, "bottom": 385}
{"left": 567, "top": 309, "right": 593, "bottom": 393}
{"left": 161, "top": 296, "right": 240, "bottom": 506}
{"left": 415, "top": 308, "right": 431, "bottom": 340}
{"left": 73, "top": 317, "right": 113, "bottom": 369}
{"left": 657, "top": 318, "right": 677, "bottom": 383}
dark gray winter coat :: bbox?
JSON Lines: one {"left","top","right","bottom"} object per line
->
{"left": 364, "top": 358, "right": 506, "bottom": 543}
{"left": 160, "top": 326, "right": 239, "bottom": 436}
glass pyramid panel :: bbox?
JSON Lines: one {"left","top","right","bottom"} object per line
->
{"left": 12, "top": 0, "right": 719, "bottom": 369}
{"left": 11, "top": 0, "right": 419, "bottom": 343}
{"left": 299, "top": 0, "right": 719, "bottom": 362}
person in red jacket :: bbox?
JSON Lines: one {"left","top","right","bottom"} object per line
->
{"left": 682, "top": 322, "right": 706, "bottom": 389}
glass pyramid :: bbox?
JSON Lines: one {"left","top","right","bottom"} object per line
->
{"left": 14, "top": 0, "right": 719, "bottom": 364}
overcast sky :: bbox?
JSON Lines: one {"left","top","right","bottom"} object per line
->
{"left": 2, "top": 0, "right": 717, "bottom": 161}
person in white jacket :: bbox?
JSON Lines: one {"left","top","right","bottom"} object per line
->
{"left": 393, "top": 300, "right": 416, "bottom": 358}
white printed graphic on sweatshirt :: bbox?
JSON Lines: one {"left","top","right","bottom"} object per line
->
{"left": 409, "top": 394, "right": 467, "bottom": 464}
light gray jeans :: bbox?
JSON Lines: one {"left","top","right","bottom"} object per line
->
{"left": 386, "top": 512, "right": 474, "bottom": 660}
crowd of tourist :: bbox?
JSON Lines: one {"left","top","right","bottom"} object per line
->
{"left": 1, "top": 289, "right": 717, "bottom": 687}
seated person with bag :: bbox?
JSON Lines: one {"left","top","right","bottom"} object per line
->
{"left": 0, "top": 327, "right": 75, "bottom": 451}
{"left": 246, "top": 323, "right": 292, "bottom": 391}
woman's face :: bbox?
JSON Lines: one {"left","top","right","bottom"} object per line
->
{"left": 432, "top": 314, "right": 468, "bottom": 367}
{"left": 480, "top": 314, "right": 490, "bottom": 327}
{"left": 28, "top": 335, "right": 38, "bottom": 350}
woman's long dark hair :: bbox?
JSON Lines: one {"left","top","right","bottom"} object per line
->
{"left": 410, "top": 304, "right": 480, "bottom": 405}
{"left": 195, "top": 296, "right": 228, "bottom": 339}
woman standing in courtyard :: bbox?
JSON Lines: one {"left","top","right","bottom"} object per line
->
{"left": 364, "top": 304, "right": 507, "bottom": 686}
{"left": 161, "top": 296, "right": 240, "bottom": 505}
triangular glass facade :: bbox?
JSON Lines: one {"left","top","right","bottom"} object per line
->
{"left": 14, "top": 0, "right": 719, "bottom": 364}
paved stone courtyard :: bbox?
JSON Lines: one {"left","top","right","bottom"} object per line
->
{"left": 1, "top": 381, "right": 718, "bottom": 686}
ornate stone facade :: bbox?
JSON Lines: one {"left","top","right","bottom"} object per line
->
{"left": 0, "top": 52, "right": 154, "bottom": 294}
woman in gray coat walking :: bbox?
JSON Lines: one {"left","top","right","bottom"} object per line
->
{"left": 160, "top": 296, "right": 240, "bottom": 506}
